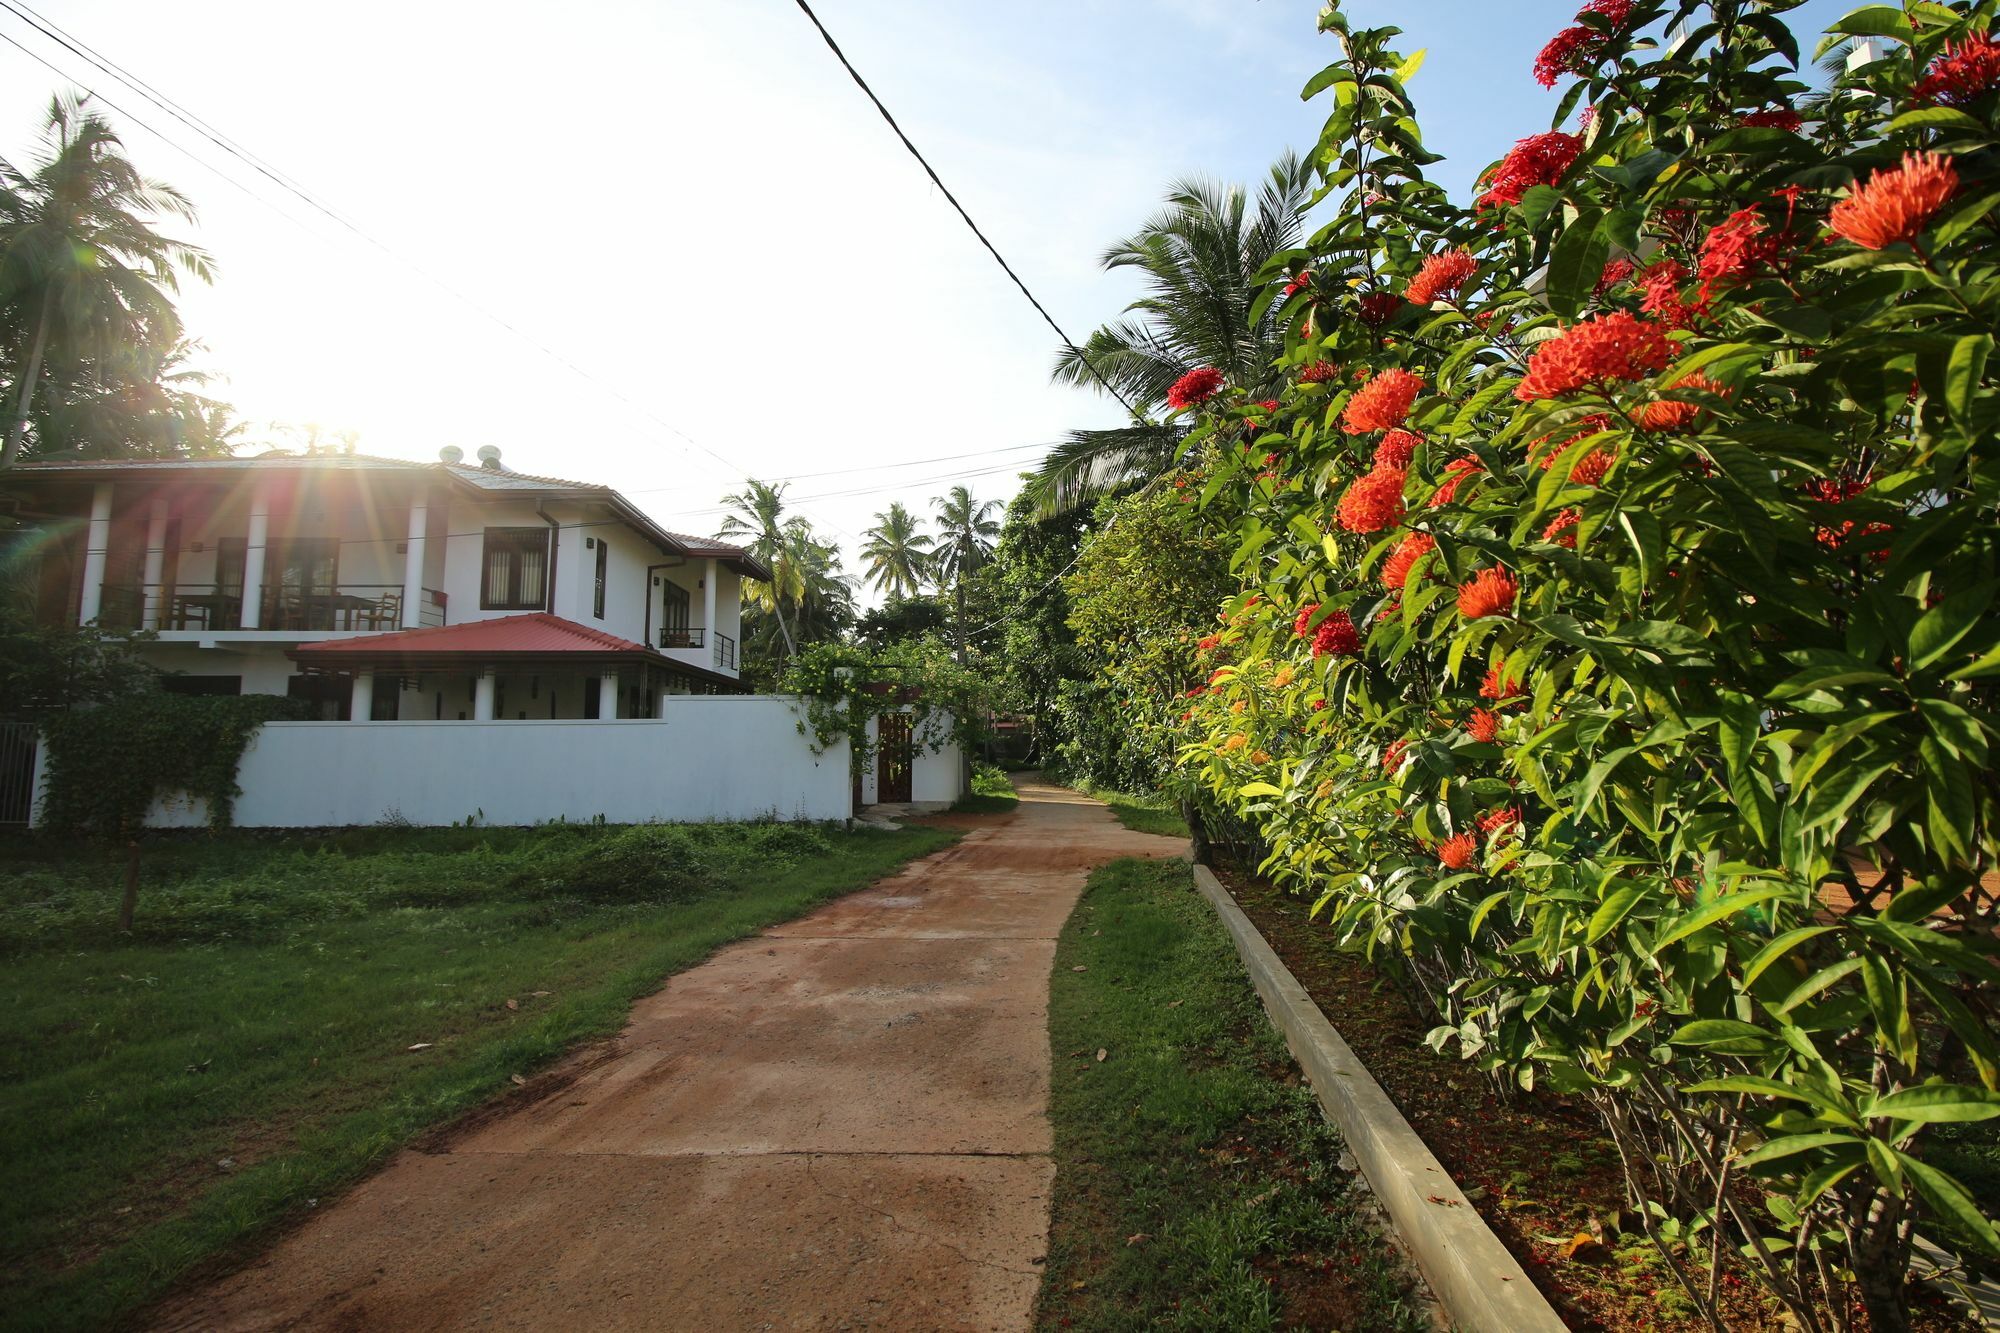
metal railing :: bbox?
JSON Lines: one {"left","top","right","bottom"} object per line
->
{"left": 658, "top": 625, "right": 705, "bottom": 650}
{"left": 713, "top": 632, "right": 737, "bottom": 673}
{"left": 89, "top": 584, "right": 446, "bottom": 632}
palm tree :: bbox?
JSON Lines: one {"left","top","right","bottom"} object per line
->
{"left": 717, "top": 478, "right": 800, "bottom": 657}
{"left": 1, "top": 95, "right": 213, "bottom": 467}
{"left": 931, "top": 485, "right": 1001, "bottom": 662}
{"left": 779, "top": 517, "right": 856, "bottom": 643}
{"left": 859, "top": 502, "right": 934, "bottom": 600}
{"left": 1023, "top": 152, "right": 1315, "bottom": 514}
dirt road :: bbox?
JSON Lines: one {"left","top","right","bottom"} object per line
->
{"left": 154, "top": 777, "right": 1183, "bottom": 1332}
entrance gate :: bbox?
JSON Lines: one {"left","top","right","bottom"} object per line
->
{"left": 876, "top": 712, "right": 913, "bottom": 803}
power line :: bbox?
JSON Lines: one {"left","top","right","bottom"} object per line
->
{"left": 0, "top": 6, "right": 749, "bottom": 493}
{"left": 786, "top": 0, "right": 1149, "bottom": 426}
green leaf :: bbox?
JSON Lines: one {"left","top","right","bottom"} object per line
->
{"left": 1517, "top": 184, "right": 1563, "bottom": 230}
{"left": 1886, "top": 107, "right": 1987, "bottom": 136}
{"left": 1587, "top": 883, "right": 1647, "bottom": 943}
{"left": 1673, "top": 1018, "right": 1781, "bottom": 1055}
{"left": 1867, "top": 1085, "right": 2000, "bottom": 1124}
{"left": 1897, "top": 1153, "right": 2000, "bottom": 1256}
{"left": 1238, "top": 781, "right": 1284, "bottom": 798}
{"left": 1944, "top": 335, "right": 1992, "bottom": 430}
{"left": 1799, "top": 757, "right": 1897, "bottom": 834}
{"left": 1654, "top": 885, "right": 1789, "bottom": 950}
{"left": 1301, "top": 64, "right": 1354, "bottom": 101}
{"left": 1830, "top": 6, "right": 1913, "bottom": 40}
{"left": 1741, "top": 925, "right": 1837, "bottom": 988}
{"left": 1911, "top": 581, "right": 1995, "bottom": 672}
{"left": 1683, "top": 1075, "right": 1833, "bottom": 1108}
{"left": 1735, "top": 1131, "right": 1862, "bottom": 1169}
{"left": 1545, "top": 208, "right": 1610, "bottom": 318}
{"left": 1393, "top": 48, "right": 1427, "bottom": 82}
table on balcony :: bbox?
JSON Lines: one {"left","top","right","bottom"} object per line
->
{"left": 168, "top": 591, "right": 243, "bottom": 631}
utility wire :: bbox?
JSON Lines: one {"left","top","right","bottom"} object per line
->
{"left": 787, "top": 0, "right": 1149, "bottom": 426}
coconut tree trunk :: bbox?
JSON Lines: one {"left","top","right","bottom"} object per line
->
{"left": 3, "top": 292, "right": 55, "bottom": 469}
{"left": 953, "top": 577, "right": 967, "bottom": 665}
{"left": 771, "top": 595, "right": 797, "bottom": 658}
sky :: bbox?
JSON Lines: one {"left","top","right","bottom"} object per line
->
{"left": 0, "top": 0, "right": 1852, "bottom": 603}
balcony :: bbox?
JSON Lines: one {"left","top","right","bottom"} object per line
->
{"left": 98, "top": 583, "right": 447, "bottom": 633}
{"left": 713, "top": 632, "right": 737, "bottom": 673}
{"left": 657, "top": 626, "right": 738, "bottom": 675}
{"left": 658, "top": 625, "right": 705, "bottom": 650}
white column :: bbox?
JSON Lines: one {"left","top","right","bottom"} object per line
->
{"left": 473, "top": 670, "right": 496, "bottom": 721}
{"left": 240, "top": 486, "right": 270, "bottom": 629}
{"left": 600, "top": 669, "right": 621, "bottom": 720}
{"left": 140, "top": 498, "right": 170, "bottom": 629}
{"left": 401, "top": 499, "right": 428, "bottom": 629}
{"left": 702, "top": 558, "right": 718, "bottom": 666}
{"left": 77, "top": 483, "right": 113, "bottom": 624}
{"left": 350, "top": 671, "right": 375, "bottom": 721}
{"left": 656, "top": 687, "right": 671, "bottom": 719}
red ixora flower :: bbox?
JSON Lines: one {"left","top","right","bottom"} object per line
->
{"left": 1381, "top": 531, "right": 1436, "bottom": 594}
{"left": 1636, "top": 371, "right": 1726, "bottom": 433}
{"left": 1478, "top": 805, "right": 1525, "bottom": 839}
{"left": 1299, "top": 360, "right": 1340, "bottom": 384}
{"left": 1167, "top": 366, "right": 1227, "bottom": 410}
{"left": 1338, "top": 468, "right": 1408, "bottom": 533}
{"left": 1542, "top": 507, "right": 1582, "bottom": 548}
{"left": 1343, "top": 369, "right": 1424, "bottom": 434}
{"left": 1406, "top": 250, "right": 1480, "bottom": 306}
{"left": 1830, "top": 152, "right": 1959, "bottom": 251}
{"left": 1294, "top": 603, "right": 1321, "bottom": 637}
{"left": 1807, "top": 476, "right": 1893, "bottom": 557}
{"left": 1740, "top": 106, "right": 1804, "bottom": 131}
{"left": 1533, "top": 0, "right": 1635, "bottom": 88}
{"left": 1595, "top": 257, "right": 1635, "bottom": 295}
{"left": 1375, "top": 428, "right": 1422, "bottom": 471}
{"left": 1477, "top": 132, "right": 1582, "bottom": 209}
{"left": 1428, "top": 455, "right": 1484, "bottom": 508}
{"left": 1699, "top": 208, "right": 1782, "bottom": 300}
{"left": 1438, "top": 832, "right": 1479, "bottom": 871}
{"left": 1311, "top": 610, "right": 1362, "bottom": 659}
{"left": 1358, "top": 290, "right": 1403, "bottom": 326}
{"left": 1466, "top": 708, "right": 1501, "bottom": 744}
{"left": 1283, "top": 269, "right": 1315, "bottom": 296}
{"left": 1458, "top": 567, "right": 1520, "bottom": 619}
{"left": 1568, "top": 448, "right": 1616, "bottom": 487}
{"left": 1515, "top": 312, "right": 1672, "bottom": 401}
{"left": 1914, "top": 31, "right": 2000, "bottom": 108}
{"left": 1382, "top": 739, "right": 1410, "bottom": 772}
{"left": 1197, "top": 634, "right": 1221, "bottom": 653}
{"left": 1637, "top": 259, "right": 1704, "bottom": 330}
{"left": 1480, "top": 666, "right": 1524, "bottom": 703}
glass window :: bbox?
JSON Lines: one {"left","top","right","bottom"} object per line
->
{"left": 593, "top": 538, "right": 609, "bottom": 619}
{"left": 481, "top": 528, "right": 549, "bottom": 611}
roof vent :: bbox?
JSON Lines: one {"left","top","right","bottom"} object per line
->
{"left": 438, "top": 445, "right": 464, "bottom": 465}
{"left": 476, "top": 444, "right": 505, "bottom": 472}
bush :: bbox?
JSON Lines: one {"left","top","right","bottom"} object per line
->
{"left": 1156, "top": 5, "right": 2000, "bottom": 1329}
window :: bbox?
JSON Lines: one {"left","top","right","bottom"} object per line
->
{"left": 481, "top": 528, "right": 549, "bottom": 610}
{"left": 593, "top": 537, "right": 609, "bottom": 619}
{"left": 662, "top": 582, "right": 689, "bottom": 630}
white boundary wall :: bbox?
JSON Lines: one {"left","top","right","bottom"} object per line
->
{"left": 135, "top": 696, "right": 865, "bottom": 828}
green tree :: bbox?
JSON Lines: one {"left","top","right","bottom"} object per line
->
{"left": 858, "top": 501, "right": 934, "bottom": 599}
{"left": 1, "top": 95, "right": 213, "bottom": 467}
{"left": 1024, "top": 153, "right": 1315, "bottom": 514}
{"left": 717, "top": 478, "right": 801, "bottom": 657}
{"left": 930, "top": 485, "right": 1000, "bottom": 663}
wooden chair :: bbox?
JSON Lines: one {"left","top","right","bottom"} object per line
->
{"left": 363, "top": 589, "right": 402, "bottom": 630}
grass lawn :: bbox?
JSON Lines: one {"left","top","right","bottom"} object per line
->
{"left": 949, "top": 762, "right": 1021, "bottom": 815}
{"left": 1036, "top": 858, "right": 1429, "bottom": 1331}
{"left": 1075, "top": 783, "right": 1190, "bottom": 839}
{"left": 0, "top": 819, "right": 955, "bottom": 1332}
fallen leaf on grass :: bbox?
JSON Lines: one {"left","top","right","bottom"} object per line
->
{"left": 1071, "top": 965, "right": 1087, "bottom": 972}
{"left": 505, "top": 998, "right": 519, "bottom": 1011}
{"left": 1165, "top": 1000, "right": 1183, "bottom": 1008}
{"left": 510, "top": 1074, "right": 527, "bottom": 1086}
{"left": 529, "top": 990, "right": 551, "bottom": 997}
{"left": 1125, "top": 1233, "right": 1150, "bottom": 1247}
{"left": 1095, "top": 1048, "right": 1108, "bottom": 1063}
{"left": 1561, "top": 1232, "right": 1611, "bottom": 1263}
{"left": 407, "top": 1043, "right": 433, "bottom": 1051}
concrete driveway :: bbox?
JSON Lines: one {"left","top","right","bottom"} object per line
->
{"left": 155, "top": 776, "right": 1183, "bottom": 1332}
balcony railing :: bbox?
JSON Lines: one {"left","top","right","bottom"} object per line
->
{"left": 658, "top": 625, "right": 705, "bottom": 650}
{"left": 97, "top": 583, "right": 446, "bottom": 632}
{"left": 713, "top": 632, "right": 737, "bottom": 673}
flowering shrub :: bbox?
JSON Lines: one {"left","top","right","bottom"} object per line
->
{"left": 1163, "top": 4, "right": 2000, "bottom": 1328}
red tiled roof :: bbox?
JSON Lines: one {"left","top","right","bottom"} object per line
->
{"left": 293, "top": 613, "right": 648, "bottom": 657}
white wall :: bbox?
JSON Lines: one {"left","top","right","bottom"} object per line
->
{"left": 131, "top": 696, "right": 854, "bottom": 828}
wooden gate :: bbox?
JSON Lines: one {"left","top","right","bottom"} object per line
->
{"left": 876, "top": 712, "right": 913, "bottom": 803}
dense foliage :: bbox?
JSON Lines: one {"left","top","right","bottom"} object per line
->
{"left": 780, "top": 638, "right": 987, "bottom": 778}
{"left": 1147, "top": 3, "right": 2000, "bottom": 1328}
{"left": 38, "top": 693, "right": 307, "bottom": 831}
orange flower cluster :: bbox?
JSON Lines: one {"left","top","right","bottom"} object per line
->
{"left": 1437, "top": 832, "right": 1479, "bottom": 871}
{"left": 1830, "top": 153, "right": 1958, "bottom": 251}
{"left": 1458, "top": 566, "right": 1519, "bottom": 619}
{"left": 1310, "top": 610, "right": 1363, "bottom": 659}
{"left": 1568, "top": 448, "right": 1616, "bottom": 486}
{"left": 1477, "top": 132, "right": 1582, "bottom": 209}
{"left": 1466, "top": 708, "right": 1501, "bottom": 743}
{"left": 1298, "top": 360, "right": 1341, "bottom": 384}
{"left": 1337, "top": 466, "right": 1408, "bottom": 533}
{"left": 1380, "top": 531, "right": 1437, "bottom": 596}
{"left": 1477, "top": 806, "right": 1524, "bottom": 839}
{"left": 1515, "top": 312, "right": 1672, "bottom": 401}
{"left": 1428, "top": 455, "right": 1484, "bottom": 507}
{"left": 1542, "top": 507, "right": 1582, "bottom": 548}
{"left": 1167, "top": 367, "right": 1226, "bottom": 410}
{"left": 1382, "top": 739, "right": 1409, "bottom": 772}
{"left": 1406, "top": 249, "right": 1479, "bottom": 305}
{"left": 1636, "top": 371, "right": 1725, "bottom": 432}
{"left": 1698, "top": 208, "right": 1782, "bottom": 300}
{"left": 1375, "top": 428, "right": 1422, "bottom": 471}
{"left": 1343, "top": 369, "right": 1424, "bottom": 434}
{"left": 1480, "top": 666, "right": 1524, "bottom": 703}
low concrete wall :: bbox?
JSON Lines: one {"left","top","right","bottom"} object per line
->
{"left": 137, "top": 696, "right": 856, "bottom": 828}
{"left": 1192, "top": 864, "right": 1565, "bottom": 1333}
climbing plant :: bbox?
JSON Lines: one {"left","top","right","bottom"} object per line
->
{"left": 780, "top": 639, "right": 987, "bottom": 778}
{"left": 37, "top": 692, "right": 308, "bottom": 832}
{"left": 1151, "top": 3, "right": 2000, "bottom": 1329}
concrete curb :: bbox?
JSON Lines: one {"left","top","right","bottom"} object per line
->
{"left": 1191, "top": 863, "right": 1567, "bottom": 1333}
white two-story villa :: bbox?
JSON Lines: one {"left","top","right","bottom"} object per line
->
{"left": 1, "top": 446, "right": 766, "bottom": 720}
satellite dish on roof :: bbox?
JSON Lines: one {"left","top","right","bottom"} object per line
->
{"left": 438, "top": 445, "right": 464, "bottom": 464}
{"left": 476, "top": 445, "right": 504, "bottom": 471}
